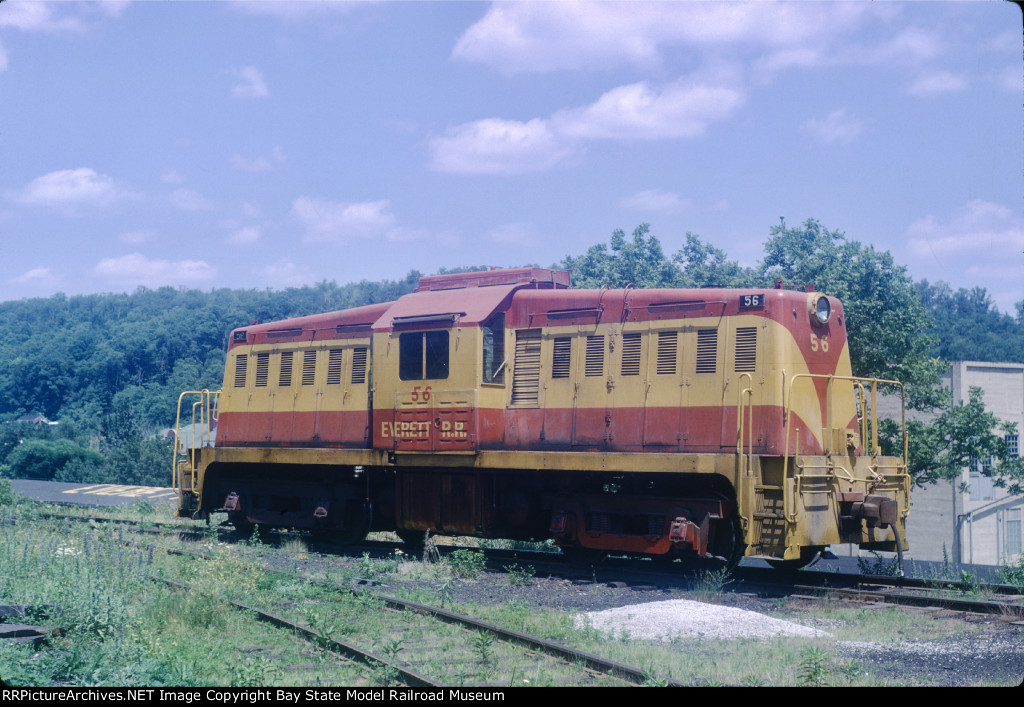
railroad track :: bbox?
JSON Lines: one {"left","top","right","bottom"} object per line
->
{"left": 18, "top": 509, "right": 1024, "bottom": 622}
{"left": 7, "top": 510, "right": 679, "bottom": 687}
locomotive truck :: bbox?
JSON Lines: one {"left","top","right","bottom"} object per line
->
{"left": 174, "top": 267, "right": 909, "bottom": 568}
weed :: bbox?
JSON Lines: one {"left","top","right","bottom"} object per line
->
{"left": 692, "top": 567, "right": 732, "bottom": 603}
{"left": 472, "top": 631, "right": 495, "bottom": 666}
{"left": 957, "top": 570, "right": 980, "bottom": 596}
{"left": 437, "top": 577, "right": 455, "bottom": 607}
{"left": 997, "top": 556, "right": 1024, "bottom": 587}
{"left": 230, "top": 655, "right": 277, "bottom": 686}
{"left": 797, "top": 646, "right": 831, "bottom": 687}
{"left": 448, "top": 549, "right": 487, "bottom": 578}
{"left": 378, "top": 638, "right": 405, "bottom": 662}
{"left": 503, "top": 562, "right": 534, "bottom": 586}
{"left": 857, "top": 551, "right": 901, "bottom": 576}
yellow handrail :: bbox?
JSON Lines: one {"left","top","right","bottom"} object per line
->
{"left": 781, "top": 374, "right": 906, "bottom": 522}
{"left": 172, "top": 389, "right": 220, "bottom": 492}
{"left": 735, "top": 372, "right": 754, "bottom": 477}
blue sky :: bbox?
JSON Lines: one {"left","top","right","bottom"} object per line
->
{"left": 1, "top": 1, "right": 1021, "bottom": 312}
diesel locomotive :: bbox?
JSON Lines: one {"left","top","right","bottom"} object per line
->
{"left": 174, "top": 267, "right": 909, "bottom": 567}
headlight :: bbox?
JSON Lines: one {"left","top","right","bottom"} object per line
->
{"left": 812, "top": 295, "right": 831, "bottom": 326}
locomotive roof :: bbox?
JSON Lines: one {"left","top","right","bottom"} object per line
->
{"left": 228, "top": 269, "right": 840, "bottom": 348}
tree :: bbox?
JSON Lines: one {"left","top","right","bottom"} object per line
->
{"left": 760, "top": 218, "right": 947, "bottom": 410}
{"left": 562, "top": 224, "right": 685, "bottom": 289}
{"left": 672, "top": 232, "right": 757, "bottom": 288}
{"left": 884, "top": 388, "right": 1024, "bottom": 495}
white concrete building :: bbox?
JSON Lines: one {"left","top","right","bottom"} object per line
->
{"left": 904, "top": 361, "right": 1023, "bottom": 566}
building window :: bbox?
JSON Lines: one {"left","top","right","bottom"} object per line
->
{"left": 1005, "top": 433, "right": 1019, "bottom": 459}
{"left": 399, "top": 330, "right": 449, "bottom": 381}
{"left": 970, "top": 460, "right": 996, "bottom": 501}
{"left": 1006, "top": 508, "right": 1021, "bottom": 558}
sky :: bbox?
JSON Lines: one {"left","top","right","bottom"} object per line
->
{"left": 0, "top": 1, "right": 1021, "bottom": 312}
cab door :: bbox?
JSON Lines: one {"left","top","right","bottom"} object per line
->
{"left": 380, "top": 327, "right": 477, "bottom": 452}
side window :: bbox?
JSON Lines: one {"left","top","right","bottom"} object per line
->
{"left": 399, "top": 331, "right": 450, "bottom": 381}
{"left": 482, "top": 313, "right": 505, "bottom": 384}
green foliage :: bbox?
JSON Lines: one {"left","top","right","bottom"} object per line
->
{"left": 884, "top": 387, "right": 1024, "bottom": 493}
{"left": 673, "top": 232, "right": 757, "bottom": 287}
{"left": 797, "top": 646, "right": 831, "bottom": 687}
{"left": 917, "top": 281, "right": 1024, "bottom": 363}
{"left": 562, "top": 223, "right": 685, "bottom": 289}
{"left": 448, "top": 549, "right": 487, "bottom": 578}
{"left": 0, "top": 477, "right": 12, "bottom": 506}
{"left": 0, "top": 275, "right": 420, "bottom": 431}
{"left": 3, "top": 438, "right": 103, "bottom": 481}
{"left": 502, "top": 562, "right": 534, "bottom": 586}
{"left": 857, "top": 551, "right": 902, "bottom": 577}
{"left": 997, "top": 557, "right": 1024, "bottom": 587}
{"left": 760, "top": 218, "right": 946, "bottom": 410}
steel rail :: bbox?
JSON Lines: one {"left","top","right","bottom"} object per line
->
{"left": 156, "top": 576, "right": 442, "bottom": 687}
{"left": 790, "top": 584, "right": 1024, "bottom": 617}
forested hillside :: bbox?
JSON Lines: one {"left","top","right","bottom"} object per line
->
{"left": 1, "top": 220, "right": 1021, "bottom": 491}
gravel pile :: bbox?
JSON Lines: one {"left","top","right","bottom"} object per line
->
{"left": 579, "top": 598, "right": 832, "bottom": 641}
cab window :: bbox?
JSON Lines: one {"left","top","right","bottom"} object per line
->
{"left": 399, "top": 331, "right": 449, "bottom": 380}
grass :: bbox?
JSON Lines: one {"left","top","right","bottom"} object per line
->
{"left": 1, "top": 500, "right": 1017, "bottom": 687}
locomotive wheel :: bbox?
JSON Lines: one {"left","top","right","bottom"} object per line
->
{"left": 766, "top": 546, "right": 822, "bottom": 572}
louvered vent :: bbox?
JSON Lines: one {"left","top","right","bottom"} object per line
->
{"left": 327, "top": 349, "right": 343, "bottom": 385}
{"left": 233, "top": 354, "right": 248, "bottom": 388}
{"left": 255, "top": 352, "right": 269, "bottom": 387}
{"left": 585, "top": 335, "right": 604, "bottom": 377}
{"left": 657, "top": 331, "right": 677, "bottom": 375}
{"left": 621, "top": 333, "right": 641, "bottom": 376}
{"left": 735, "top": 327, "right": 757, "bottom": 372}
{"left": 301, "top": 350, "right": 317, "bottom": 386}
{"left": 511, "top": 329, "right": 542, "bottom": 405}
{"left": 351, "top": 347, "right": 367, "bottom": 384}
{"left": 696, "top": 329, "right": 718, "bottom": 374}
{"left": 279, "top": 351, "right": 293, "bottom": 387}
{"left": 551, "top": 337, "right": 571, "bottom": 379}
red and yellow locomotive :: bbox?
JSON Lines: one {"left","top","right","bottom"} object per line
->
{"left": 174, "top": 267, "right": 909, "bottom": 567}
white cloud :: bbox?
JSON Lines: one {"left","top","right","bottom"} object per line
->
{"left": 905, "top": 200, "right": 1024, "bottom": 311}
{"left": 231, "top": 66, "right": 269, "bottom": 99}
{"left": 431, "top": 78, "right": 742, "bottom": 174}
{"left": 802, "top": 109, "right": 863, "bottom": 145}
{"left": 906, "top": 71, "right": 968, "bottom": 97}
{"left": 230, "top": 147, "right": 285, "bottom": 172}
{"left": 7, "top": 168, "right": 136, "bottom": 207}
{"left": 553, "top": 81, "right": 743, "bottom": 141}
{"left": 429, "top": 118, "right": 576, "bottom": 175}
{"left": 291, "top": 197, "right": 396, "bottom": 242}
{"left": 168, "top": 188, "right": 213, "bottom": 211}
{"left": 93, "top": 253, "right": 216, "bottom": 286}
{"left": 906, "top": 200, "right": 1024, "bottom": 256}
{"left": 11, "top": 267, "right": 59, "bottom": 287}
{"left": 120, "top": 229, "right": 156, "bottom": 245}
{"left": 453, "top": 2, "right": 873, "bottom": 75}
{"left": 0, "top": 3, "right": 86, "bottom": 32}
{"left": 486, "top": 223, "right": 540, "bottom": 247}
{"left": 226, "top": 226, "right": 261, "bottom": 245}
{"left": 252, "top": 259, "right": 314, "bottom": 288}
{"left": 620, "top": 189, "right": 687, "bottom": 214}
